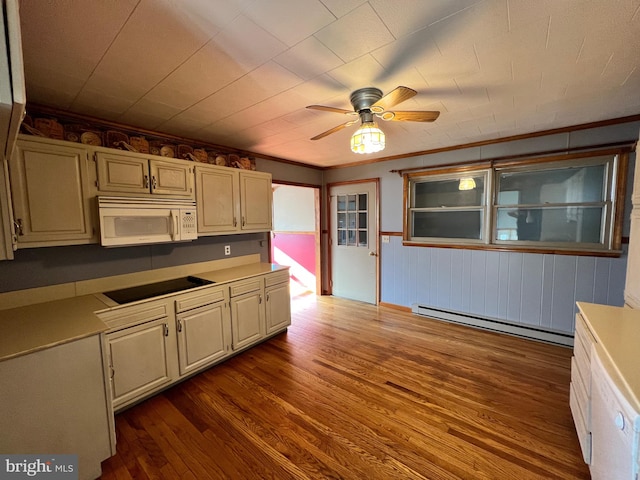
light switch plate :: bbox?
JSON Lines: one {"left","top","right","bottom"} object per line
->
{"left": 382, "top": 235, "right": 390, "bottom": 243}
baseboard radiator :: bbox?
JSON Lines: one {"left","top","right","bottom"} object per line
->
{"left": 411, "top": 304, "right": 574, "bottom": 347}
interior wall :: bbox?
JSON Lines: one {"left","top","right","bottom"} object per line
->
{"left": 323, "top": 120, "right": 640, "bottom": 335}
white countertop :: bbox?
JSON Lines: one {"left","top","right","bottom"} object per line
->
{"left": 576, "top": 302, "right": 640, "bottom": 412}
{"left": 0, "top": 260, "right": 288, "bottom": 363}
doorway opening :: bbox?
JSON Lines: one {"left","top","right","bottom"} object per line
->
{"left": 271, "top": 184, "right": 321, "bottom": 301}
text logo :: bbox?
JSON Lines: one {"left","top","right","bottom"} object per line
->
{"left": 0, "top": 455, "right": 77, "bottom": 480}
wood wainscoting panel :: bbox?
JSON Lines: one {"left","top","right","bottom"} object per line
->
{"left": 100, "top": 296, "right": 589, "bottom": 480}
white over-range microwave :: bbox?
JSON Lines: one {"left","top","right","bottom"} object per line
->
{"left": 98, "top": 196, "right": 197, "bottom": 247}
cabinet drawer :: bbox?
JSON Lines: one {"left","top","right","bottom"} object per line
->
{"left": 569, "top": 383, "right": 592, "bottom": 464}
{"left": 98, "top": 300, "right": 170, "bottom": 331}
{"left": 175, "top": 286, "right": 226, "bottom": 313}
{"left": 264, "top": 269, "right": 290, "bottom": 288}
{"left": 575, "top": 313, "right": 596, "bottom": 359}
{"left": 230, "top": 279, "right": 262, "bottom": 297}
{"left": 571, "top": 357, "right": 590, "bottom": 426}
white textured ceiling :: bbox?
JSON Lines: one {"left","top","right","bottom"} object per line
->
{"left": 18, "top": 0, "right": 640, "bottom": 168}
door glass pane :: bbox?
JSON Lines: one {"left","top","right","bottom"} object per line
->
{"left": 348, "top": 229, "right": 356, "bottom": 245}
{"left": 495, "top": 206, "right": 603, "bottom": 243}
{"left": 412, "top": 211, "right": 483, "bottom": 239}
{"left": 337, "top": 213, "right": 346, "bottom": 228}
{"left": 348, "top": 212, "right": 356, "bottom": 228}
{"left": 338, "top": 229, "right": 346, "bottom": 245}
{"left": 337, "top": 195, "right": 346, "bottom": 211}
{"left": 358, "top": 230, "right": 367, "bottom": 246}
{"left": 348, "top": 195, "right": 356, "bottom": 210}
{"left": 358, "top": 212, "right": 367, "bottom": 229}
{"left": 358, "top": 194, "right": 367, "bottom": 210}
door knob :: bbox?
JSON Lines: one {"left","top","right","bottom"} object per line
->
{"left": 369, "top": 251, "right": 377, "bottom": 256}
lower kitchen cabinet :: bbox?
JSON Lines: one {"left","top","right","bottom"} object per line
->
{"left": 98, "top": 267, "right": 290, "bottom": 411}
{"left": 176, "top": 300, "right": 230, "bottom": 376}
{"left": 230, "top": 278, "right": 265, "bottom": 351}
{"left": 107, "top": 317, "right": 175, "bottom": 410}
{"left": 0, "top": 334, "right": 114, "bottom": 480}
{"left": 265, "top": 270, "right": 291, "bottom": 335}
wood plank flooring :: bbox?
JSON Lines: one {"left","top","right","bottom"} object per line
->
{"left": 100, "top": 295, "right": 590, "bottom": 480}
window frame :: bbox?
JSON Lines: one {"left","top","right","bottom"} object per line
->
{"left": 403, "top": 149, "right": 628, "bottom": 256}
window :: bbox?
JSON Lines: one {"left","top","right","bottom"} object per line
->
{"left": 404, "top": 151, "right": 627, "bottom": 255}
{"left": 408, "top": 171, "right": 489, "bottom": 243}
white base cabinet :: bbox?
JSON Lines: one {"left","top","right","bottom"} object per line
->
{"left": 230, "top": 278, "right": 265, "bottom": 351}
{"left": 0, "top": 334, "right": 114, "bottom": 480}
{"left": 265, "top": 270, "right": 292, "bottom": 334}
{"left": 99, "top": 268, "right": 290, "bottom": 411}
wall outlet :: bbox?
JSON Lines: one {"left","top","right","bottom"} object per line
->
{"left": 382, "top": 235, "right": 390, "bottom": 243}
{"left": 224, "top": 245, "right": 231, "bottom": 255}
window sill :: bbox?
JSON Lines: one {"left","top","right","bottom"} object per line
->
{"left": 401, "top": 240, "right": 623, "bottom": 257}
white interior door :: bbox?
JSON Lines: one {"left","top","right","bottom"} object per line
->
{"left": 330, "top": 182, "right": 378, "bottom": 304}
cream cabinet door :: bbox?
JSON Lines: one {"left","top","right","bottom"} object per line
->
{"left": 176, "top": 301, "right": 230, "bottom": 376}
{"left": 10, "top": 139, "right": 95, "bottom": 246}
{"left": 239, "top": 170, "right": 272, "bottom": 231}
{"left": 230, "top": 280, "right": 265, "bottom": 351}
{"left": 265, "top": 281, "right": 291, "bottom": 335}
{"left": 150, "top": 158, "right": 193, "bottom": 196}
{"left": 96, "top": 151, "right": 194, "bottom": 198}
{"left": 96, "top": 151, "right": 149, "bottom": 194}
{"left": 107, "top": 318, "right": 174, "bottom": 410}
{"left": 195, "top": 164, "right": 240, "bottom": 234}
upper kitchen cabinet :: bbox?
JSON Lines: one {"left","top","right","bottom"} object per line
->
{"left": 0, "top": 0, "right": 26, "bottom": 260}
{"left": 95, "top": 148, "right": 194, "bottom": 199}
{"left": 239, "top": 170, "right": 273, "bottom": 232}
{"left": 9, "top": 136, "right": 97, "bottom": 247}
{"left": 195, "top": 163, "right": 272, "bottom": 235}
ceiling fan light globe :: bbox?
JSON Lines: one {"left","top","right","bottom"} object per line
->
{"left": 350, "top": 122, "right": 385, "bottom": 154}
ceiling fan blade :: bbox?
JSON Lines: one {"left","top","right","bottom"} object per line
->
{"left": 371, "top": 86, "right": 417, "bottom": 112}
{"left": 310, "top": 120, "right": 358, "bottom": 140}
{"left": 306, "top": 105, "right": 356, "bottom": 115}
{"left": 381, "top": 110, "right": 440, "bottom": 122}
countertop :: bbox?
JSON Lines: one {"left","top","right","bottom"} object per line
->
{"left": 576, "top": 302, "right": 640, "bottom": 412}
{"left": 0, "top": 261, "right": 288, "bottom": 363}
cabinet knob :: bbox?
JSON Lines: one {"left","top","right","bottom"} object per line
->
{"left": 152, "top": 176, "right": 157, "bottom": 190}
{"left": 143, "top": 175, "right": 149, "bottom": 189}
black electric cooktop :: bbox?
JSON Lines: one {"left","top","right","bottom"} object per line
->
{"left": 103, "top": 276, "right": 214, "bottom": 305}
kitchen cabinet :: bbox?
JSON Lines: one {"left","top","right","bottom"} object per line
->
{"left": 99, "top": 299, "right": 177, "bottom": 411}
{"left": 175, "top": 285, "right": 231, "bottom": 376}
{"left": 265, "top": 269, "right": 291, "bottom": 334}
{"left": 95, "top": 148, "right": 194, "bottom": 198}
{"left": 0, "top": 0, "right": 25, "bottom": 261}
{"left": 9, "top": 136, "right": 97, "bottom": 247}
{"left": 569, "top": 311, "right": 594, "bottom": 464}
{"left": 96, "top": 265, "right": 289, "bottom": 411}
{"left": 229, "top": 278, "right": 265, "bottom": 351}
{"left": 0, "top": 334, "right": 114, "bottom": 480}
{"left": 195, "top": 163, "right": 272, "bottom": 235}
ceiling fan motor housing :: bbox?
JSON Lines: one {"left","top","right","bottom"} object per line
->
{"left": 350, "top": 87, "right": 383, "bottom": 112}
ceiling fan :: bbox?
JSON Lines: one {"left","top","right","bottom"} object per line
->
{"left": 306, "top": 86, "right": 440, "bottom": 153}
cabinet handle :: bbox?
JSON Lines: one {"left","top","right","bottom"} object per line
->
{"left": 242, "top": 216, "right": 246, "bottom": 227}
{"left": 266, "top": 293, "right": 270, "bottom": 302}
{"left": 110, "top": 365, "right": 115, "bottom": 379}
{"left": 144, "top": 175, "right": 149, "bottom": 188}
{"left": 152, "top": 175, "right": 157, "bottom": 190}
{"left": 177, "top": 318, "right": 182, "bottom": 332}
{"left": 13, "top": 219, "right": 23, "bottom": 236}
{"left": 163, "top": 323, "right": 169, "bottom": 336}
{"left": 233, "top": 217, "right": 237, "bottom": 227}
{"left": 259, "top": 295, "right": 262, "bottom": 304}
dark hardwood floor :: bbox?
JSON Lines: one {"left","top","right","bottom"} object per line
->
{"left": 100, "top": 294, "right": 590, "bottom": 479}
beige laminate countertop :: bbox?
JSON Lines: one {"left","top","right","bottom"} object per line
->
{"left": 0, "top": 295, "right": 110, "bottom": 362}
{"left": 0, "top": 261, "right": 287, "bottom": 363}
{"left": 576, "top": 301, "right": 640, "bottom": 411}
